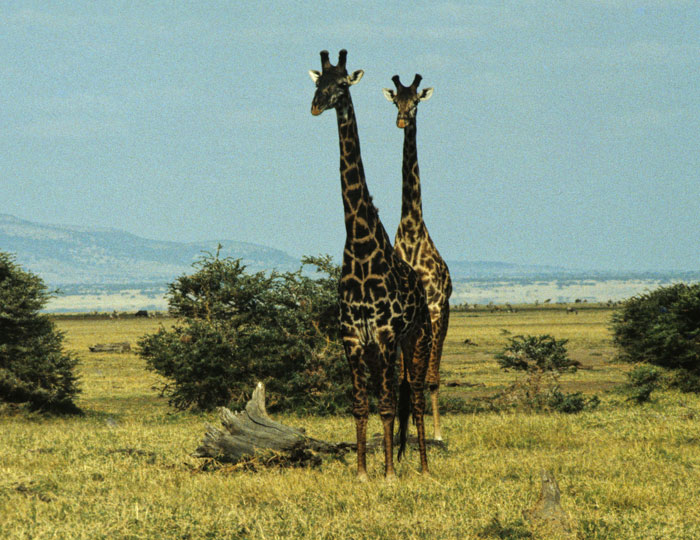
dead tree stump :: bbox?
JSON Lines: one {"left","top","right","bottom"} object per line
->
{"left": 193, "top": 382, "right": 446, "bottom": 468}
{"left": 193, "top": 383, "right": 353, "bottom": 466}
{"left": 523, "top": 470, "right": 575, "bottom": 538}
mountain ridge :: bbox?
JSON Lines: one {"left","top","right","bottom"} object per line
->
{"left": 2, "top": 214, "right": 698, "bottom": 287}
{"left": 0, "top": 213, "right": 299, "bottom": 286}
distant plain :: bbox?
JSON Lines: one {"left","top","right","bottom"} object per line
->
{"left": 44, "top": 277, "right": 695, "bottom": 313}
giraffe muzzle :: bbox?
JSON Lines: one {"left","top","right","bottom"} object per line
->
{"left": 311, "top": 104, "right": 323, "bottom": 116}
{"left": 397, "top": 118, "right": 408, "bottom": 129}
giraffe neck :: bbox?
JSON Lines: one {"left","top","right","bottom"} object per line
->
{"left": 400, "top": 121, "right": 424, "bottom": 229}
{"left": 336, "top": 98, "right": 390, "bottom": 255}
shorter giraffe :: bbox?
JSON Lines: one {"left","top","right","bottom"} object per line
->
{"left": 383, "top": 74, "right": 452, "bottom": 441}
{"left": 309, "top": 50, "right": 433, "bottom": 479}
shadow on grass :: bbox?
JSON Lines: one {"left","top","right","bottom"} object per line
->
{"left": 477, "top": 516, "right": 533, "bottom": 539}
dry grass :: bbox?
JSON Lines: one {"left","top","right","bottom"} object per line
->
{"left": 1, "top": 310, "right": 699, "bottom": 539}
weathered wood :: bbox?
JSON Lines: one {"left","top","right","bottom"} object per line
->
{"left": 193, "top": 383, "right": 354, "bottom": 466}
{"left": 193, "top": 382, "right": 446, "bottom": 467}
{"left": 89, "top": 342, "right": 131, "bottom": 353}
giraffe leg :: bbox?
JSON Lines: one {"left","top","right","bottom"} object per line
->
{"left": 376, "top": 344, "right": 397, "bottom": 480}
{"left": 344, "top": 339, "right": 369, "bottom": 480}
{"left": 430, "top": 387, "right": 442, "bottom": 442}
{"left": 428, "top": 305, "right": 449, "bottom": 441}
{"left": 410, "top": 324, "right": 432, "bottom": 475}
{"left": 355, "top": 415, "right": 369, "bottom": 481}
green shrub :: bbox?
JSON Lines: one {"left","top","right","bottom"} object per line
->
{"left": 611, "top": 283, "right": 700, "bottom": 373}
{"left": 494, "top": 335, "right": 594, "bottom": 413}
{"left": 0, "top": 252, "right": 80, "bottom": 412}
{"left": 548, "top": 389, "right": 600, "bottom": 413}
{"left": 495, "top": 334, "right": 579, "bottom": 374}
{"left": 666, "top": 368, "right": 700, "bottom": 393}
{"left": 625, "top": 364, "right": 662, "bottom": 404}
{"left": 139, "top": 251, "right": 349, "bottom": 414}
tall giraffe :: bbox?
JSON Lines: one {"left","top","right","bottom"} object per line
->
{"left": 309, "top": 50, "right": 433, "bottom": 479}
{"left": 383, "top": 74, "right": 452, "bottom": 441}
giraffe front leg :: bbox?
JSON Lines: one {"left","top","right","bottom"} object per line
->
{"left": 377, "top": 344, "right": 397, "bottom": 480}
{"left": 411, "top": 325, "right": 432, "bottom": 475}
{"left": 344, "top": 340, "right": 369, "bottom": 480}
{"left": 354, "top": 414, "right": 369, "bottom": 481}
{"left": 428, "top": 306, "right": 449, "bottom": 442}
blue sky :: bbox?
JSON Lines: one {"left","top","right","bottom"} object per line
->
{"left": 2, "top": 1, "right": 699, "bottom": 271}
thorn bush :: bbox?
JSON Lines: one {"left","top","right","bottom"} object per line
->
{"left": 138, "top": 251, "right": 350, "bottom": 414}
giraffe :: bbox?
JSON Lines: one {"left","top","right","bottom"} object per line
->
{"left": 309, "top": 50, "right": 433, "bottom": 479}
{"left": 383, "top": 74, "right": 452, "bottom": 441}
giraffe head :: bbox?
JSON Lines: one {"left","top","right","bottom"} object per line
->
{"left": 309, "top": 49, "right": 364, "bottom": 118}
{"left": 382, "top": 74, "right": 433, "bottom": 129}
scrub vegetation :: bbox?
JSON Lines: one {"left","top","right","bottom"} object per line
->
{"left": 1, "top": 307, "right": 699, "bottom": 539}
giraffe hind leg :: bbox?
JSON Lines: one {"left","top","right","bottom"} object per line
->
{"left": 397, "top": 336, "right": 415, "bottom": 462}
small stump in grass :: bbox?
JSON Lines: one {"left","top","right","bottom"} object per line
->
{"left": 523, "top": 470, "right": 576, "bottom": 538}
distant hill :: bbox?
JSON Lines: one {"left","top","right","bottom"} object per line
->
{"left": 0, "top": 214, "right": 300, "bottom": 286}
{"left": 2, "top": 214, "right": 697, "bottom": 292}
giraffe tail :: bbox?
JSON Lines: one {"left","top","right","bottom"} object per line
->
{"left": 397, "top": 375, "right": 411, "bottom": 461}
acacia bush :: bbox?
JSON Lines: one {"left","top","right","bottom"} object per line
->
{"left": 0, "top": 252, "right": 80, "bottom": 412}
{"left": 494, "top": 334, "right": 596, "bottom": 413}
{"left": 138, "top": 251, "right": 349, "bottom": 414}
{"left": 611, "top": 283, "right": 700, "bottom": 380}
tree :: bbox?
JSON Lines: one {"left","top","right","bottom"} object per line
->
{"left": 494, "top": 334, "right": 593, "bottom": 413}
{"left": 138, "top": 251, "right": 350, "bottom": 413}
{"left": 611, "top": 283, "right": 700, "bottom": 375}
{"left": 495, "top": 334, "right": 577, "bottom": 374}
{"left": 0, "top": 252, "right": 80, "bottom": 412}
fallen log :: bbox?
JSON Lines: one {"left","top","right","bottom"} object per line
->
{"left": 193, "top": 382, "right": 446, "bottom": 468}
{"left": 193, "top": 383, "right": 353, "bottom": 466}
{"left": 89, "top": 342, "right": 131, "bottom": 353}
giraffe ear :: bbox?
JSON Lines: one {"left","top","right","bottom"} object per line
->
{"left": 347, "top": 69, "right": 364, "bottom": 86}
{"left": 418, "top": 87, "right": 434, "bottom": 101}
{"left": 308, "top": 70, "right": 321, "bottom": 84}
{"left": 382, "top": 88, "right": 396, "bottom": 102}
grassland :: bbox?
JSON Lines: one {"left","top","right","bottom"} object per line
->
{"left": 1, "top": 308, "right": 700, "bottom": 539}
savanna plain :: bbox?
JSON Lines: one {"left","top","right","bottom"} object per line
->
{"left": 2, "top": 307, "right": 699, "bottom": 539}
